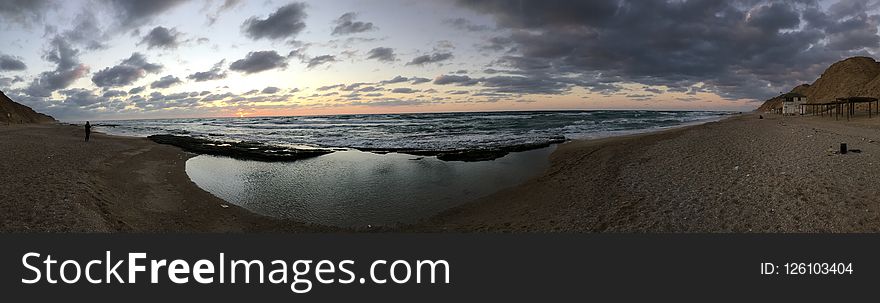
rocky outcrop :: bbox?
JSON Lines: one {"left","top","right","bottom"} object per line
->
{"left": 356, "top": 136, "right": 567, "bottom": 162}
{"left": 0, "top": 90, "right": 55, "bottom": 124}
{"left": 149, "top": 134, "right": 565, "bottom": 162}
{"left": 148, "top": 135, "right": 334, "bottom": 161}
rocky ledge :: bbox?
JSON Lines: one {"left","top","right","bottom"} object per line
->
{"left": 358, "top": 136, "right": 567, "bottom": 162}
{"left": 148, "top": 134, "right": 334, "bottom": 161}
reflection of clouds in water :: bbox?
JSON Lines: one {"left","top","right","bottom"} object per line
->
{"left": 185, "top": 147, "right": 554, "bottom": 227}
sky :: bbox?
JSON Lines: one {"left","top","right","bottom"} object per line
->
{"left": 0, "top": 0, "right": 878, "bottom": 121}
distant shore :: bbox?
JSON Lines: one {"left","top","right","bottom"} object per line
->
{"left": 4, "top": 113, "right": 880, "bottom": 232}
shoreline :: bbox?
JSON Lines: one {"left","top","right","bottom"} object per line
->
{"left": 0, "top": 124, "right": 331, "bottom": 232}
{"left": 415, "top": 113, "right": 880, "bottom": 232}
{"left": 5, "top": 112, "right": 880, "bottom": 232}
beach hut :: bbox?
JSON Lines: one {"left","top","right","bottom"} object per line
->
{"left": 781, "top": 93, "right": 807, "bottom": 115}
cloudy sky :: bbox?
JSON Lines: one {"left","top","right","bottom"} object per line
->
{"left": 0, "top": 0, "right": 878, "bottom": 120}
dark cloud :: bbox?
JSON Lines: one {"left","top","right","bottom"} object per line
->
{"left": 102, "top": 90, "right": 127, "bottom": 98}
{"left": 25, "top": 36, "right": 90, "bottom": 97}
{"left": 433, "top": 74, "right": 478, "bottom": 85}
{"left": 366, "top": 47, "right": 396, "bottom": 62}
{"left": 406, "top": 52, "right": 453, "bottom": 65}
{"left": 457, "top": 0, "right": 880, "bottom": 100}
{"left": 242, "top": 3, "right": 307, "bottom": 40}
{"left": 62, "top": 11, "right": 108, "bottom": 50}
{"left": 92, "top": 53, "right": 162, "bottom": 88}
{"left": 481, "top": 75, "right": 570, "bottom": 95}
{"left": 128, "top": 86, "right": 146, "bottom": 94}
{"left": 391, "top": 87, "right": 418, "bottom": 94}
{"left": 139, "top": 26, "right": 182, "bottom": 49}
{"left": 317, "top": 84, "right": 344, "bottom": 91}
{"left": 0, "top": 0, "right": 52, "bottom": 25}
{"left": 348, "top": 98, "right": 432, "bottom": 107}
{"left": 60, "top": 88, "right": 104, "bottom": 107}
{"left": 106, "top": 0, "right": 189, "bottom": 29}
{"left": 229, "top": 51, "right": 288, "bottom": 74}
{"left": 150, "top": 75, "right": 182, "bottom": 89}
{"left": 410, "top": 77, "right": 431, "bottom": 84}
{"left": 380, "top": 75, "right": 409, "bottom": 84}
{"left": 261, "top": 86, "right": 280, "bottom": 94}
{"left": 332, "top": 12, "right": 376, "bottom": 35}
{"left": 187, "top": 60, "right": 227, "bottom": 82}
{"left": 306, "top": 55, "right": 336, "bottom": 68}
{"left": 0, "top": 76, "right": 24, "bottom": 89}
{"left": 0, "top": 55, "right": 26, "bottom": 71}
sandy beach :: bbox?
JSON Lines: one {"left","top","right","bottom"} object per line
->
{"left": 419, "top": 113, "right": 880, "bottom": 232}
{"left": 0, "top": 124, "right": 326, "bottom": 232}
{"left": 4, "top": 113, "right": 880, "bottom": 232}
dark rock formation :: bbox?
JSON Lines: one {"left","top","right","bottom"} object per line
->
{"left": 148, "top": 134, "right": 333, "bottom": 161}
{"left": 357, "top": 136, "right": 567, "bottom": 162}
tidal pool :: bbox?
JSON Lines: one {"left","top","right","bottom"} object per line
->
{"left": 185, "top": 147, "right": 554, "bottom": 227}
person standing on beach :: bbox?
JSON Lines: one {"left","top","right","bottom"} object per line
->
{"left": 84, "top": 121, "right": 91, "bottom": 142}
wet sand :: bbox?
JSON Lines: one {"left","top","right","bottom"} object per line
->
{"left": 4, "top": 113, "right": 880, "bottom": 232}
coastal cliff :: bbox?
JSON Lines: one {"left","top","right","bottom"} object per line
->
{"left": 0, "top": 90, "right": 55, "bottom": 124}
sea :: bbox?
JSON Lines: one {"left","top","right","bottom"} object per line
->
{"left": 96, "top": 110, "right": 733, "bottom": 227}
{"left": 97, "top": 110, "right": 732, "bottom": 152}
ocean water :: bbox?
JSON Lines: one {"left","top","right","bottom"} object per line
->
{"left": 102, "top": 110, "right": 732, "bottom": 227}
{"left": 97, "top": 110, "right": 732, "bottom": 152}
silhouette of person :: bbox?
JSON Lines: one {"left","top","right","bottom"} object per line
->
{"left": 85, "top": 121, "right": 91, "bottom": 142}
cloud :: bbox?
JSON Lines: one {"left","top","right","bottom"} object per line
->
{"left": 349, "top": 98, "right": 433, "bottom": 107}
{"left": 391, "top": 87, "right": 418, "bottom": 94}
{"left": 187, "top": 60, "right": 227, "bottom": 82}
{"left": 261, "top": 86, "right": 280, "bottom": 94}
{"left": 444, "top": 18, "right": 490, "bottom": 31}
{"left": 406, "top": 52, "right": 453, "bottom": 65}
{"left": 408, "top": 78, "right": 430, "bottom": 85}
{"left": 24, "top": 36, "right": 90, "bottom": 97}
{"left": 332, "top": 12, "right": 376, "bottom": 35}
{"left": 139, "top": 26, "right": 182, "bottom": 49}
{"left": 62, "top": 11, "right": 108, "bottom": 50}
{"left": 60, "top": 88, "right": 104, "bottom": 107}
{"left": 92, "top": 52, "right": 162, "bottom": 88}
{"left": 0, "top": 0, "right": 52, "bottom": 25}
{"left": 128, "top": 86, "right": 146, "bottom": 94}
{"left": 242, "top": 3, "right": 308, "bottom": 40}
{"left": 306, "top": 55, "right": 336, "bottom": 68}
{"left": 229, "top": 51, "right": 288, "bottom": 74}
{"left": 380, "top": 75, "right": 409, "bottom": 84}
{"left": 456, "top": 0, "right": 880, "bottom": 100}
{"left": 207, "top": 0, "right": 242, "bottom": 25}
{"left": 150, "top": 75, "right": 182, "bottom": 88}
{"left": 0, "top": 55, "right": 26, "bottom": 71}
{"left": 317, "top": 84, "right": 343, "bottom": 91}
{"left": 433, "top": 74, "right": 478, "bottom": 85}
{"left": 366, "top": 47, "right": 396, "bottom": 62}
{"left": 106, "top": 0, "right": 189, "bottom": 29}
{"left": 102, "top": 90, "right": 127, "bottom": 98}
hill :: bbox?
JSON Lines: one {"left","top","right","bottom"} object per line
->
{"left": 759, "top": 56, "right": 880, "bottom": 111}
{"left": 0, "top": 90, "right": 55, "bottom": 124}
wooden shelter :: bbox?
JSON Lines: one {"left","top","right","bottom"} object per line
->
{"left": 801, "top": 97, "right": 880, "bottom": 121}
